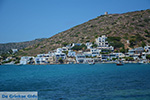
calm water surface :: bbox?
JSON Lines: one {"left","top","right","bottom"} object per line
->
{"left": 0, "top": 64, "right": 150, "bottom": 100}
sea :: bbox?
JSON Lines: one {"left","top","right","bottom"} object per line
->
{"left": 0, "top": 64, "right": 150, "bottom": 100}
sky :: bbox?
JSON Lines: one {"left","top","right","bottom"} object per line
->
{"left": 0, "top": 0, "right": 150, "bottom": 43}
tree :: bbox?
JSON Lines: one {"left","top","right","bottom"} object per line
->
{"left": 141, "top": 41, "right": 146, "bottom": 47}
{"left": 107, "top": 37, "right": 124, "bottom": 49}
{"left": 62, "top": 42, "right": 68, "bottom": 47}
{"left": 120, "top": 47, "right": 125, "bottom": 53}
{"left": 129, "top": 39, "right": 136, "bottom": 48}
{"left": 125, "top": 57, "right": 134, "bottom": 61}
{"left": 91, "top": 44, "right": 98, "bottom": 48}
{"left": 62, "top": 51, "right": 68, "bottom": 55}
{"left": 146, "top": 55, "right": 150, "bottom": 60}
{"left": 29, "top": 58, "right": 34, "bottom": 64}
{"left": 72, "top": 45, "right": 82, "bottom": 51}
{"left": 112, "top": 58, "right": 117, "bottom": 61}
{"left": 101, "top": 49, "right": 111, "bottom": 54}
{"left": 81, "top": 44, "right": 87, "bottom": 50}
{"left": 72, "top": 44, "right": 87, "bottom": 51}
{"left": 1, "top": 53, "right": 9, "bottom": 60}
{"left": 8, "top": 49, "right": 13, "bottom": 54}
{"left": 58, "top": 58, "right": 64, "bottom": 64}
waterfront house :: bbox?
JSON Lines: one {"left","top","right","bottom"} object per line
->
{"left": 100, "top": 54, "right": 116, "bottom": 61}
{"left": 84, "top": 48, "right": 99, "bottom": 57}
{"left": 112, "top": 53, "right": 125, "bottom": 58}
{"left": 35, "top": 56, "right": 54, "bottom": 65}
{"left": 108, "top": 54, "right": 118, "bottom": 60}
{"left": 20, "top": 56, "right": 34, "bottom": 65}
{"left": 75, "top": 54, "right": 86, "bottom": 63}
{"left": 54, "top": 53, "right": 66, "bottom": 63}
{"left": 65, "top": 58, "right": 76, "bottom": 64}
{"left": 128, "top": 47, "right": 144, "bottom": 55}
{"left": 91, "top": 48, "right": 100, "bottom": 57}
{"left": 84, "top": 58, "right": 94, "bottom": 63}
{"left": 100, "top": 53, "right": 124, "bottom": 61}
{"left": 100, "top": 54, "right": 109, "bottom": 61}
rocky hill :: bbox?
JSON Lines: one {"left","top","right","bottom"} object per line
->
{"left": 11, "top": 9, "right": 150, "bottom": 56}
{"left": 0, "top": 38, "right": 46, "bottom": 54}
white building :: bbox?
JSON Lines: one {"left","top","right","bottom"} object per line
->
{"left": 12, "top": 49, "right": 18, "bottom": 54}
{"left": 128, "top": 47, "right": 144, "bottom": 55}
{"left": 57, "top": 48, "right": 63, "bottom": 53}
{"left": 96, "top": 35, "right": 108, "bottom": 47}
{"left": 144, "top": 45, "right": 150, "bottom": 52}
{"left": 112, "top": 53, "right": 125, "bottom": 58}
{"left": 62, "top": 47, "right": 68, "bottom": 51}
{"left": 95, "top": 35, "right": 114, "bottom": 51}
{"left": 84, "top": 48, "right": 99, "bottom": 57}
{"left": 68, "top": 50, "right": 76, "bottom": 57}
{"left": 75, "top": 54, "right": 86, "bottom": 63}
{"left": 55, "top": 53, "right": 66, "bottom": 63}
{"left": 71, "top": 43, "right": 82, "bottom": 48}
{"left": 37, "top": 54, "right": 51, "bottom": 57}
{"left": 85, "top": 42, "right": 93, "bottom": 49}
{"left": 35, "top": 53, "right": 55, "bottom": 64}
{"left": 20, "top": 56, "right": 34, "bottom": 65}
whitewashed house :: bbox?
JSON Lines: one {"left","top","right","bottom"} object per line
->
{"left": 75, "top": 54, "right": 86, "bottom": 63}
{"left": 128, "top": 47, "right": 144, "bottom": 55}
{"left": 57, "top": 48, "right": 63, "bottom": 53}
{"left": 20, "top": 56, "right": 34, "bottom": 65}
{"left": 54, "top": 53, "right": 66, "bottom": 63}
{"left": 84, "top": 48, "right": 99, "bottom": 57}
{"left": 35, "top": 53, "right": 54, "bottom": 64}
{"left": 12, "top": 49, "right": 18, "bottom": 54}
{"left": 112, "top": 53, "right": 125, "bottom": 58}
{"left": 71, "top": 43, "right": 82, "bottom": 48}
{"left": 67, "top": 50, "right": 76, "bottom": 57}
{"left": 85, "top": 42, "right": 93, "bottom": 49}
{"left": 62, "top": 47, "right": 68, "bottom": 51}
{"left": 95, "top": 35, "right": 114, "bottom": 51}
{"left": 144, "top": 45, "right": 150, "bottom": 52}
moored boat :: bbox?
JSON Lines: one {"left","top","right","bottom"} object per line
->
{"left": 88, "top": 59, "right": 95, "bottom": 65}
{"left": 88, "top": 62, "right": 95, "bottom": 65}
{"left": 116, "top": 60, "right": 124, "bottom": 66}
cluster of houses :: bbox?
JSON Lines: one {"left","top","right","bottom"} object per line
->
{"left": 19, "top": 35, "right": 150, "bottom": 65}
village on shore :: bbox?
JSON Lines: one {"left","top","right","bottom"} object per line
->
{"left": 0, "top": 35, "right": 150, "bottom": 65}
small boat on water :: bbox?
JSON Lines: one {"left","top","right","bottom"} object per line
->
{"left": 88, "top": 60, "right": 95, "bottom": 65}
{"left": 88, "top": 62, "right": 95, "bottom": 65}
{"left": 116, "top": 60, "right": 124, "bottom": 66}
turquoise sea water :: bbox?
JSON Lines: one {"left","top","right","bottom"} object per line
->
{"left": 0, "top": 64, "right": 150, "bottom": 100}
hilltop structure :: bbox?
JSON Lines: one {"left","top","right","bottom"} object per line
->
{"left": 105, "top": 12, "right": 108, "bottom": 15}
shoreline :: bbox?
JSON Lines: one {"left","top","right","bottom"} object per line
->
{"left": 1, "top": 62, "right": 149, "bottom": 66}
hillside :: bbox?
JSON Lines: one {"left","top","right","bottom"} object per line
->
{"left": 15, "top": 9, "right": 150, "bottom": 56}
{"left": 0, "top": 38, "right": 46, "bottom": 54}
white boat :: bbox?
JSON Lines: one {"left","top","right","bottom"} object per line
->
{"left": 88, "top": 60, "right": 95, "bottom": 65}
{"left": 116, "top": 60, "right": 124, "bottom": 66}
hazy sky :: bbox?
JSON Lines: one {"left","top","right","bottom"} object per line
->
{"left": 0, "top": 0, "right": 150, "bottom": 43}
